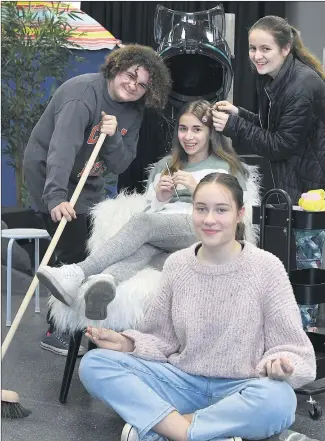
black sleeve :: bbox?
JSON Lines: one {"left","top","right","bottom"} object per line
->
{"left": 223, "top": 95, "right": 313, "bottom": 161}
{"left": 238, "top": 106, "right": 260, "bottom": 126}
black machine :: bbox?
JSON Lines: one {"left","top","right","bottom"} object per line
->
{"left": 154, "top": 4, "right": 233, "bottom": 139}
{"left": 254, "top": 189, "right": 325, "bottom": 420}
{"left": 155, "top": 4, "right": 233, "bottom": 107}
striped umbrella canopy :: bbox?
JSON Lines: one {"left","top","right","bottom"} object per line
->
{"left": 16, "top": 1, "right": 119, "bottom": 50}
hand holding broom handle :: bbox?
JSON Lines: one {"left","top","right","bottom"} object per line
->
{"left": 1, "top": 132, "right": 107, "bottom": 359}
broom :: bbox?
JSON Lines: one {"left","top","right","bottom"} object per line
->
{"left": 1, "top": 132, "right": 107, "bottom": 418}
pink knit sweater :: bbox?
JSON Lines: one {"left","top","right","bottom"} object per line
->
{"left": 122, "top": 242, "right": 316, "bottom": 389}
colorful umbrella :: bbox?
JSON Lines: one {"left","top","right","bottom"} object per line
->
{"left": 16, "top": 1, "right": 119, "bottom": 50}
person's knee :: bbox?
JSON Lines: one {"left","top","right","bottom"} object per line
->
{"left": 79, "top": 348, "right": 128, "bottom": 384}
{"left": 79, "top": 349, "right": 115, "bottom": 383}
{"left": 247, "top": 378, "right": 296, "bottom": 438}
{"left": 132, "top": 212, "right": 152, "bottom": 229}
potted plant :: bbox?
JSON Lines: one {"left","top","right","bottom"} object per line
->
{"left": 1, "top": 1, "right": 84, "bottom": 208}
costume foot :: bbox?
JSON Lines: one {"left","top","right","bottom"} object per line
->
{"left": 83, "top": 274, "right": 116, "bottom": 320}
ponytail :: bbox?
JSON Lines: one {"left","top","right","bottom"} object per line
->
{"left": 290, "top": 26, "right": 325, "bottom": 80}
{"left": 250, "top": 16, "right": 325, "bottom": 80}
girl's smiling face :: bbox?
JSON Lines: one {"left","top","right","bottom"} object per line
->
{"left": 178, "top": 112, "right": 210, "bottom": 163}
{"left": 249, "top": 29, "right": 290, "bottom": 78}
{"left": 192, "top": 182, "right": 244, "bottom": 249}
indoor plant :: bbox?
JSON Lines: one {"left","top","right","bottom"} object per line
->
{"left": 1, "top": 1, "right": 84, "bottom": 207}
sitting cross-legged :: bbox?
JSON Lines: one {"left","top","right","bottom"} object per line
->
{"left": 78, "top": 172, "right": 316, "bottom": 441}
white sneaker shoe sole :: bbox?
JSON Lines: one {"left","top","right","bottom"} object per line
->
{"left": 120, "top": 423, "right": 241, "bottom": 441}
{"left": 40, "top": 341, "right": 86, "bottom": 357}
{"left": 121, "top": 424, "right": 139, "bottom": 441}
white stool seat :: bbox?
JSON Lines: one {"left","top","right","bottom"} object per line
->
{"left": 2, "top": 228, "right": 50, "bottom": 239}
{"left": 1, "top": 228, "right": 51, "bottom": 326}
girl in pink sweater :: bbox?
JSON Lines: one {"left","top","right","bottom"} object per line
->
{"left": 79, "top": 173, "right": 316, "bottom": 441}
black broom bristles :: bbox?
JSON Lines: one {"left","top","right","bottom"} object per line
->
{"left": 1, "top": 390, "right": 32, "bottom": 419}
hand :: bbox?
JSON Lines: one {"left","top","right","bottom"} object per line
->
{"left": 50, "top": 201, "right": 76, "bottom": 222}
{"left": 100, "top": 111, "right": 117, "bottom": 136}
{"left": 214, "top": 101, "right": 239, "bottom": 115}
{"left": 115, "top": 40, "right": 125, "bottom": 48}
{"left": 260, "top": 357, "right": 294, "bottom": 381}
{"left": 155, "top": 174, "right": 175, "bottom": 202}
{"left": 212, "top": 110, "right": 230, "bottom": 132}
{"left": 173, "top": 170, "right": 197, "bottom": 194}
{"left": 85, "top": 326, "right": 135, "bottom": 352}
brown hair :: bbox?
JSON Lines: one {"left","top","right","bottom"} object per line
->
{"left": 249, "top": 15, "right": 325, "bottom": 80}
{"left": 101, "top": 44, "right": 172, "bottom": 110}
{"left": 164, "top": 100, "right": 248, "bottom": 179}
{"left": 193, "top": 172, "right": 245, "bottom": 241}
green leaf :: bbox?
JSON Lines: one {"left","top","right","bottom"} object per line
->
{"left": 2, "top": 0, "right": 86, "bottom": 205}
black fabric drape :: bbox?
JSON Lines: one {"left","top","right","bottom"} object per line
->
{"left": 81, "top": 1, "right": 285, "bottom": 191}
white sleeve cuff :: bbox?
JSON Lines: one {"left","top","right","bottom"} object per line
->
{"left": 149, "top": 195, "right": 171, "bottom": 212}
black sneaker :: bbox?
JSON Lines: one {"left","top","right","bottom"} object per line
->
{"left": 40, "top": 331, "right": 87, "bottom": 356}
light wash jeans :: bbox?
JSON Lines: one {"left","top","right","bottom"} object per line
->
{"left": 79, "top": 349, "right": 297, "bottom": 441}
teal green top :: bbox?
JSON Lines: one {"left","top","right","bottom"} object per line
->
{"left": 146, "top": 155, "right": 247, "bottom": 205}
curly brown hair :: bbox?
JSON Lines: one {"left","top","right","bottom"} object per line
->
{"left": 101, "top": 44, "right": 172, "bottom": 110}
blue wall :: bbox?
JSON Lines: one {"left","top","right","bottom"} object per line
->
{"left": 2, "top": 49, "right": 111, "bottom": 207}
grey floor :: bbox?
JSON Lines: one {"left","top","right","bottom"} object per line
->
{"left": 2, "top": 266, "right": 325, "bottom": 441}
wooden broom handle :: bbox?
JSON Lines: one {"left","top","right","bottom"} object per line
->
{"left": 1, "top": 133, "right": 107, "bottom": 359}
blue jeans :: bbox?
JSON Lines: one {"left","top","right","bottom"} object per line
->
{"left": 79, "top": 349, "right": 297, "bottom": 441}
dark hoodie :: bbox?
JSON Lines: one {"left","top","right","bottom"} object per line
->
{"left": 23, "top": 73, "right": 143, "bottom": 214}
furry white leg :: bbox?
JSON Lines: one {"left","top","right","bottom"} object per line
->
{"left": 48, "top": 168, "right": 261, "bottom": 335}
{"left": 48, "top": 268, "right": 162, "bottom": 334}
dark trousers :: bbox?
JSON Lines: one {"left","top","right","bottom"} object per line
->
{"left": 38, "top": 213, "right": 92, "bottom": 332}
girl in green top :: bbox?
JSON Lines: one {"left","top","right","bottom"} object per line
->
{"left": 37, "top": 100, "right": 250, "bottom": 319}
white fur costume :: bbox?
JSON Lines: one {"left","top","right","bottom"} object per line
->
{"left": 49, "top": 165, "right": 261, "bottom": 333}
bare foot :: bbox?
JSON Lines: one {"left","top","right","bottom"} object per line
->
{"left": 183, "top": 413, "right": 193, "bottom": 424}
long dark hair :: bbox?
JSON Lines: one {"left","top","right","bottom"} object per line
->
{"left": 249, "top": 15, "right": 325, "bottom": 80}
{"left": 164, "top": 100, "right": 248, "bottom": 179}
{"left": 193, "top": 172, "right": 246, "bottom": 241}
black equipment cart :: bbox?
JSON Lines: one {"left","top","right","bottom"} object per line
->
{"left": 253, "top": 189, "right": 325, "bottom": 420}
